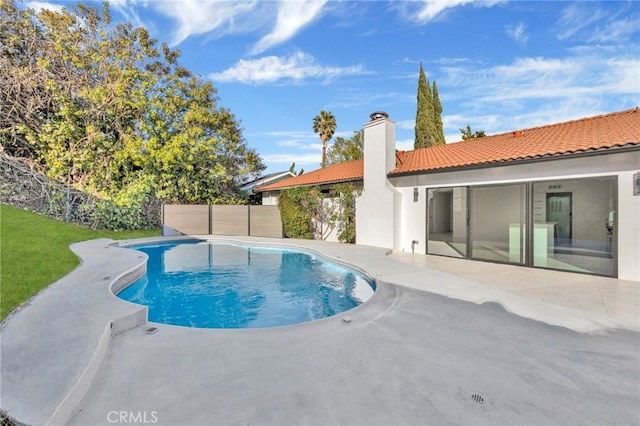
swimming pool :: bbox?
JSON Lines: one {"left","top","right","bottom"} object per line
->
{"left": 116, "top": 241, "right": 375, "bottom": 328}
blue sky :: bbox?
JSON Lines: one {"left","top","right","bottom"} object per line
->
{"left": 28, "top": 0, "right": 640, "bottom": 173}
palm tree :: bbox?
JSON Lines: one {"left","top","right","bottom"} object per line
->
{"left": 312, "top": 110, "right": 337, "bottom": 168}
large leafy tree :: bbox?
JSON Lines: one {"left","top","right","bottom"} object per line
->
{"left": 414, "top": 63, "right": 445, "bottom": 149}
{"left": 325, "top": 130, "right": 363, "bottom": 166}
{"left": 312, "top": 110, "right": 336, "bottom": 168}
{"left": 0, "top": 0, "right": 264, "bottom": 204}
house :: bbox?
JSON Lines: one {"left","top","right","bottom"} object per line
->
{"left": 240, "top": 170, "right": 295, "bottom": 204}
{"left": 256, "top": 108, "right": 640, "bottom": 281}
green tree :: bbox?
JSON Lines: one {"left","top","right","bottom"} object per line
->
{"left": 460, "top": 125, "right": 486, "bottom": 140}
{"left": 414, "top": 63, "right": 445, "bottom": 149}
{"left": 432, "top": 81, "right": 446, "bottom": 145}
{"left": 312, "top": 110, "right": 336, "bottom": 168}
{"left": 414, "top": 63, "right": 433, "bottom": 149}
{"left": 0, "top": 0, "right": 264, "bottom": 206}
{"left": 289, "top": 162, "right": 304, "bottom": 176}
{"left": 325, "top": 130, "right": 363, "bottom": 166}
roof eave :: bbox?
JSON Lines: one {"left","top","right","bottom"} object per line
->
{"left": 387, "top": 145, "right": 640, "bottom": 178}
{"left": 255, "top": 177, "right": 363, "bottom": 193}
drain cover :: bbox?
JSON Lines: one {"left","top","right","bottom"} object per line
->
{"left": 470, "top": 393, "right": 486, "bottom": 404}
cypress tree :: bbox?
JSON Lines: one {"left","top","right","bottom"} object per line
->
{"left": 432, "top": 81, "right": 445, "bottom": 145}
{"left": 414, "top": 63, "right": 433, "bottom": 149}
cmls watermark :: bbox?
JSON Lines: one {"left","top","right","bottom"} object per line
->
{"left": 107, "top": 411, "right": 158, "bottom": 424}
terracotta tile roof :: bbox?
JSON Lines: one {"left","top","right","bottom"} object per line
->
{"left": 390, "top": 108, "right": 640, "bottom": 176}
{"left": 255, "top": 108, "right": 640, "bottom": 191}
{"left": 256, "top": 159, "right": 363, "bottom": 192}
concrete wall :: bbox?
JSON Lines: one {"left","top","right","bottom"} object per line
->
{"left": 162, "top": 205, "right": 283, "bottom": 238}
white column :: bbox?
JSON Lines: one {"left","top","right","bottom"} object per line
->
{"left": 356, "top": 112, "right": 401, "bottom": 249}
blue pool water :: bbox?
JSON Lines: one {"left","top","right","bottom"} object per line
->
{"left": 117, "top": 241, "right": 375, "bottom": 329}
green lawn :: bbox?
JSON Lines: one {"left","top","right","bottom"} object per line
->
{"left": 0, "top": 204, "right": 160, "bottom": 320}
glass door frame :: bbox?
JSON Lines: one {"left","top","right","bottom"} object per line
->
{"left": 467, "top": 182, "right": 529, "bottom": 266}
{"left": 426, "top": 177, "right": 617, "bottom": 277}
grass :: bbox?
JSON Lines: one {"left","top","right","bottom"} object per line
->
{"left": 0, "top": 204, "right": 160, "bottom": 320}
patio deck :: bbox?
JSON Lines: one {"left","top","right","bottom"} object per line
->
{"left": 1, "top": 236, "right": 638, "bottom": 425}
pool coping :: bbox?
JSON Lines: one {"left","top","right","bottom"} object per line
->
{"left": 1, "top": 236, "right": 638, "bottom": 425}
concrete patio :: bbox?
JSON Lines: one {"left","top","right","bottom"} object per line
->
{"left": 389, "top": 252, "right": 640, "bottom": 324}
{"left": 1, "top": 236, "right": 638, "bottom": 425}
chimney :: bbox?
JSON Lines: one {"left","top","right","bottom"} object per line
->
{"left": 356, "top": 111, "right": 399, "bottom": 249}
{"left": 362, "top": 111, "right": 396, "bottom": 183}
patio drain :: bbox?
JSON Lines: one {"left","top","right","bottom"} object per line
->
{"left": 470, "top": 393, "right": 486, "bottom": 405}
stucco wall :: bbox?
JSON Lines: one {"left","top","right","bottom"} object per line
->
{"left": 390, "top": 151, "right": 640, "bottom": 281}
{"left": 618, "top": 170, "right": 640, "bottom": 281}
{"left": 396, "top": 184, "right": 426, "bottom": 254}
{"left": 356, "top": 116, "right": 400, "bottom": 249}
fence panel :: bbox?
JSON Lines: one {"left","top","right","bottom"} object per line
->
{"left": 162, "top": 205, "right": 209, "bottom": 235}
{"left": 211, "top": 205, "right": 249, "bottom": 236}
{"left": 162, "top": 204, "right": 284, "bottom": 238}
{"left": 250, "top": 205, "right": 283, "bottom": 238}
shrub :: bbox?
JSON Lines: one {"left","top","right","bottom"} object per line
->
{"left": 278, "top": 187, "right": 321, "bottom": 239}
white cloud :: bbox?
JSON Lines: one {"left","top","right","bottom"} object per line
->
{"left": 436, "top": 51, "right": 640, "bottom": 136}
{"left": 398, "top": 0, "right": 503, "bottom": 24}
{"left": 262, "top": 152, "right": 320, "bottom": 167}
{"left": 588, "top": 17, "right": 640, "bottom": 44}
{"left": 25, "top": 2, "right": 64, "bottom": 13}
{"left": 395, "top": 138, "right": 415, "bottom": 151}
{"left": 441, "top": 54, "right": 640, "bottom": 107}
{"left": 209, "top": 51, "right": 365, "bottom": 84}
{"left": 152, "top": 0, "right": 258, "bottom": 46}
{"left": 396, "top": 119, "right": 416, "bottom": 130}
{"left": 277, "top": 140, "right": 322, "bottom": 151}
{"left": 505, "top": 22, "right": 527, "bottom": 44}
{"left": 556, "top": 4, "right": 607, "bottom": 41}
{"left": 252, "top": 0, "right": 329, "bottom": 55}
{"left": 413, "top": 0, "right": 474, "bottom": 22}
{"left": 108, "top": 0, "right": 145, "bottom": 29}
{"left": 253, "top": 130, "right": 314, "bottom": 139}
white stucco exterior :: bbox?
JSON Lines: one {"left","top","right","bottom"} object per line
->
{"left": 354, "top": 114, "right": 640, "bottom": 281}
{"left": 355, "top": 114, "right": 401, "bottom": 250}
{"left": 258, "top": 111, "right": 639, "bottom": 281}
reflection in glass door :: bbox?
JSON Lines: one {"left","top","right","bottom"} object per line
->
{"left": 470, "top": 184, "right": 527, "bottom": 264}
{"left": 533, "top": 177, "right": 615, "bottom": 276}
{"left": 427, "top": 187, "right": 467, "bottom": 258}
{"left": 546, "top": 192, "right": 572, "bottom": 245}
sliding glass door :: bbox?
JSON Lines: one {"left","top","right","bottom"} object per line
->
{"left": 427, "top": 187, "right": 468, "bottom": 258}
{"left": 469, "top": 184, "right": 527, "bottom": 265}
{"left": 532, "top": 177, "right": 615, "bottom": 276}
{"left": 426, "top": 178, "right": 616, "bottom": 276}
